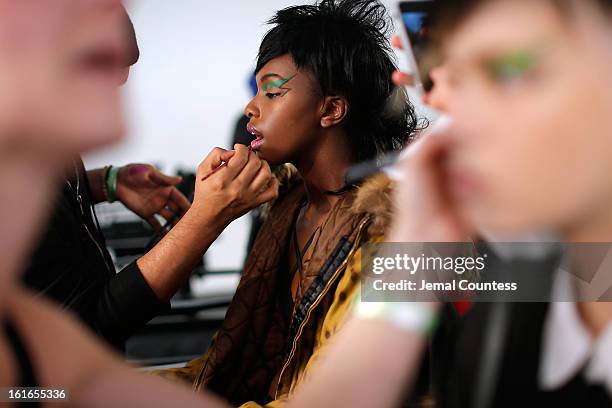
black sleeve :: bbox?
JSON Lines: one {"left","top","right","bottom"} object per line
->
{"left": 24, "top": 163, "right": 171, "bottom": 350}
{"left": 94, "top": 260, "right": 171, "bottom": 349}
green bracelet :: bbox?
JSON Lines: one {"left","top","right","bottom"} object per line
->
{"left": 105, "top": 166, "right": 120, "bottom": 203}
{"left": 101, "top": 166, "right": 112, "bottom": 201}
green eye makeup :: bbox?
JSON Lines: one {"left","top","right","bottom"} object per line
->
{"left": 262, "top": 74, "right": 296, "bottom": 92}
{"left": 486, "top": 51, "right": 538, "bottom": 81}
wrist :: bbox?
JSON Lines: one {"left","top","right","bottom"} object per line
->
{"left": 86, "top": 168, "right": 110, "bottom": 204}
{"left": 183, "top": 204, "right": 229, "bottom": 237}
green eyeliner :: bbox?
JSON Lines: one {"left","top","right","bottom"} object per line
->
{"left": 262, "top": 74, "right": 296, "bottom": 92}
{"left": 487, "top": 51, "right": 537, "bottom": 80}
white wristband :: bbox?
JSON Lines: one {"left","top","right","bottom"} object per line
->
{"left": 353, "top": 300, "right": 438, "bottom": 335}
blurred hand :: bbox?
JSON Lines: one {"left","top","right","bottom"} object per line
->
{"left": 116, "top": 163, "right": 191, "bottom": 230}
{"left": 388, "top": 124, "right": 469, "bottom": 243}
{"left": 191, "top": 144, "right": 279, "bottom": 228}
{"left": 391, "top": 35, "right": 415, "bottom": 87}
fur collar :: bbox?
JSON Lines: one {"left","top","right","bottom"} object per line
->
{"left": 263, "top": 163, "right": 394, "bottom": 237}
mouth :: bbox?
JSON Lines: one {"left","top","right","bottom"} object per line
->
{"left": 73, "top": 41, "right": 127, "bottom": 84}
{"left": 247, "top": 122, "right": 264, "bottom": 151}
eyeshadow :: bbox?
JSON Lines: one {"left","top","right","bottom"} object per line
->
{"left": 487, "top": 51, "right": 538, "bottom": 79}
{"left": 262, "top": 74, "right": 296, "bottom": 92}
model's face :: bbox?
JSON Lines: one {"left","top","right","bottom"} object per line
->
{"left": 437, "top": 0, "right": 612, "bottom": 236}
{"left": 0, "top": 0, "right": 128, "bottom": 164}
{"left": 244, "top": 54, "right": 324, "bottom": 165}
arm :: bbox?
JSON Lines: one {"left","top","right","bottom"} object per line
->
{"left": 92, "top": 146, "right": 278, "bottom": 344}
{"left": 136, "top": 145, "right": 278, "bottom": 302}
{"left": 285, "top": 242, "right": 437, "bottom": 408}
{"left": 7, "top": 287, "right": 230, "bottom": 408}
{"left": 286, "top": 317, "right": 430, "bottom": 408}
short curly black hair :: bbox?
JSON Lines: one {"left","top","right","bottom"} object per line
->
{"left": 256, "top": 0, "right": 419, "bottom": 162}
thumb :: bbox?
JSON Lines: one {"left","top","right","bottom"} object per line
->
{"left": 219, "top": 150, "right": 236, "bottom": 164}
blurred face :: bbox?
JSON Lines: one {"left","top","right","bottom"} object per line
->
{"left": 0, "top": 0, "right": 128, "bottom": 165}
{"left": 438, "top": 0, "right": 612, "bottom": 237}
{"left": 0, "top": 0, "right": 128, "bottom": 292}
{"left": 244, "top": 54, "right": 324, "bottom": 165}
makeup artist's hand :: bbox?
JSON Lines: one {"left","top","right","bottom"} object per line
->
{"left": 190, "top": 144, "right": 279, "bottom": 230}
{"left": 388, "top": 123, "right": 469, "bottom": 243}
{"left": 116, "top": 163, "right": 191, "bottom": 231}
{"left": 135, "top": 146, "right": 278, "bottom": 302}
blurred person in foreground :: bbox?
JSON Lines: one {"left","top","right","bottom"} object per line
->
{"left": 22, "top": 9, "right": 277, "bottom": 351}
{"left": 0, "top": 0, "right": 275, "bottom": 406}
{"left": 155, "top": 0, "right": 420, "bottom": 406}
{"left": 281, "top": 0, "right": 612, "bottom": 407}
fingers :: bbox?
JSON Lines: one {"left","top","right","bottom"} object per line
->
{"left": 199, "top": 147, "right": 236, "bottom": 175}
{"left": 248, "top": 160, "right": 274, "bottom": 194}
{"left": 149, "top": 169, "right": 182, "bottom": 186}
{"left": 223, "top": 144, "right": 251, "bottom": 180}
{"left": 391, "top": 35, "right": 403, "bottom": 49}
{"left": 158, "top": 207, "right": 177, "bottom": 225}
{"left": 146, "top": 216, "right": 162, "bottom": 232}
{"left": 389, "top": 36, "right": 415, "bottom": 88}
{"left": 193, "top": 145, "right": 277, "bottom": 220}
{"left": 254, "top": 177, "right": 280, "bottom": 206}
{"left": 167, "top": 187, "right": 191, "bottom": 214}
{"left": 392, "top": 70, "right": 414, "bottom": 87}
{"left": 234, "top": 150, "right": 263, "bottom": 186}
{"left": 399, "top": 132, "right": 447, "bottom": 200}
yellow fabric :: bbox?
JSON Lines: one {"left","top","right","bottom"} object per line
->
{"left": 153, "top": 235, "right": 384, "bottom": 408}
{"left": 239, "top": 236, "right": 382, "bottom": 407}
{"left": 150, "top": 353, "right": 207, "bottom": 388}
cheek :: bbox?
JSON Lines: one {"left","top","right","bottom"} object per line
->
{"left": 57, "top": 87, "right": 125, "bottom": 153}
{"left": 456, "top": 70, "right": 612, "bottom": 233}
{"left": 18, "top": 76, "right": 125, "bottom": 156}
{"left": 265, "top": 97, "right": 319, "bottom": 148}
{"left": 0, "top": 3, "right": 99, "bottom": 150}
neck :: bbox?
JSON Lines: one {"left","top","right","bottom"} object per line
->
{"left": 0, "top": 148, "right": 58, "bottom": 286}
{"left": 294, "top": 128, "right": 353, "bottom": 209}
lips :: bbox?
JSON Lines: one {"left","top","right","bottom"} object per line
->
{"left": 247, "top": 122, "right": 264, "bottom": 151}
{"left": 72, "top": 37, "right": 128, "bottom": 85}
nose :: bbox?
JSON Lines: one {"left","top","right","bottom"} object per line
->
{"left": 244, "top": 97, "right": 260, "bottom": 119}
{"left": 424, "top": 66, "right": 449, "bottom": 112}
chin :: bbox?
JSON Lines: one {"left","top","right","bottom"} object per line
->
{"left": 65, "top": 118, "right": 124, "bottom": 153}
{"left": 256, "top": 149, "right": 287, "bottom": 166}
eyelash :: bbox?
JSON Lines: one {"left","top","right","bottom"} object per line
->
{"left": 265, "top": 92, "right": 282, "bottom": 99}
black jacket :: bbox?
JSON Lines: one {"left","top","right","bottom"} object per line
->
{"left": 435, "top": 253, "right": 611, "bottom": 408}
{"left": 23, "top": 159, "right": 168, "bottom": 350}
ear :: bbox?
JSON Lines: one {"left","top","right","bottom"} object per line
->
{"left": 320, "top": 95, "right": 348, "bottom": 128}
